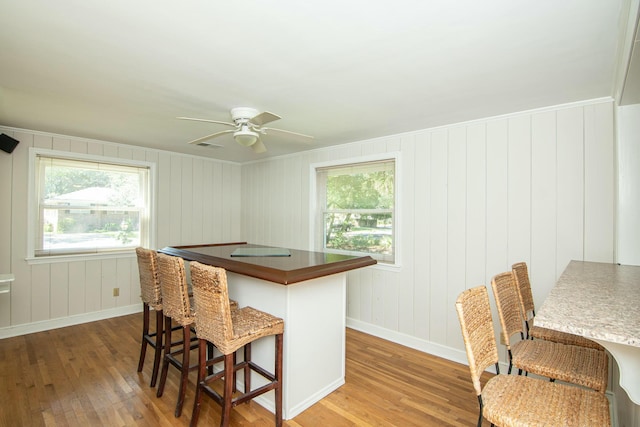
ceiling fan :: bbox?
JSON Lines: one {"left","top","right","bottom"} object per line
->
{"left": 178, "top": 107, "right": 313, "bottom": 153}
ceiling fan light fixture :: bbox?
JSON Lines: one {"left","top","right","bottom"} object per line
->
{"left": 234, "top": 126, "right": 259, "bottom": 146}
{"left": 180, "top": 107, "right": 311, "bottom": 154}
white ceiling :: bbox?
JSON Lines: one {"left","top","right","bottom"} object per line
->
{"left": 0, "top": 0, "right": 635, "bottom": 163}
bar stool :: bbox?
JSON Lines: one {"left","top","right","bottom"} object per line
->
{"left": 155, "top": 253, "right": 199, "bottom": 417}
{"left": 135, "top": 247, "right": 164, "bottom": 387}
{"left": 189, "top": 261, "right": 284, "bottom": 427}
{"left": 455, "top": 285, "right": 611, "bottom": 427}
{"left": 491, "top": 271, "right": 608, "bottom": 393}
{"left": 512, "top": 261, "right": 605, "bottom": 351}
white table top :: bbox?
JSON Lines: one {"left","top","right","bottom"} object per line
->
{"left": 536, "top": 260, "right": 640, "bottom": 347}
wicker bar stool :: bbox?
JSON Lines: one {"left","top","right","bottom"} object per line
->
{"left": 155, "top": 253, "right": 200, "bottom": 417}
{"left": 189, "top": 261, "right": 284, "bottom": 427}
{"left": 491, "top": 271, "right": 608, "bottom": 393}
{"left": 512, "top": 262, "right": 605, "bottom": 351}
{"left": 135, "top": 247, "right": 164, "bottom": 387}
{"left": 455, "top": 286, "right": 611, "bottom": 427}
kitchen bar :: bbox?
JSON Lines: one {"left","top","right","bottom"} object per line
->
{"left": 536, "top": 260, "right": 640, "bottom": 404}
{"left": 159, "top": 242, "right": 377, "bottom": 419}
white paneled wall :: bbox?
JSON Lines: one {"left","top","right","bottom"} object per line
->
{"left": 1, "top": 100, "right": 612, "bottom": 349}
{"left": 241, "top": 99, "right": 615, "bottom": 364}
{"left": 0, "top": 127, "right": 241, "bottom": 335}
{"left": 616, "top": 103, "right": 640, "bottom": 427}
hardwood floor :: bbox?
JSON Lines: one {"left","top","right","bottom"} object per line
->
{"left": 0, "top": 313, "right": 492, "bottom": 426}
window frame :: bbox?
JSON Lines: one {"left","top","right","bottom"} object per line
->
{"left": 27, "top": 148, "right": 156, "bottom": 264}
{"left": 310, "top": 152, "right": 401, "bottom": 266}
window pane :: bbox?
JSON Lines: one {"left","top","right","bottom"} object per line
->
{"left": 324, "top": 212, "right": 393, "bottom": 256}
{"left": 325, "top": 161, "right": 394, "bottom": 210}
{"left": 40, "top": 209, "right": 141, "bottom": 253}
{"left": 35, "top": 154, "right": 149, "bottom": 256}
{"left": 317, "top": 158, "right": 395, "bottom": 263}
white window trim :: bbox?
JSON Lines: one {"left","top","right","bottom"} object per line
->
{"left": 26, "top": 147, "right": 157, "bottom": 264}
{"left": 309, "top": 152, "right": 401, "bottom": 268}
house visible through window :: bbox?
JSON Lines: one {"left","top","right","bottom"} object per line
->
{"left": 315, "top": 157, "right": 396, "bottom": 264}
{"left": 32, "top": 151, "right": 151, "bottom": 257}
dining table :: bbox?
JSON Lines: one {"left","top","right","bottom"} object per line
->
{"left": 535, "top": 260, "right": 640, "bottom": 405}
{"left": 159, "top": 242, "right": 377, "bottom": 419}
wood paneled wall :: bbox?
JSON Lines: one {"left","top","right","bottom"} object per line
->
{"left": 0, "top": 128, "right": 241, "bottom": 333}
{"left": 0, "top": 100, "right": 616, "bottom": 350}
{"left": 241, "top": 99, "right": 615, "bottom": 364}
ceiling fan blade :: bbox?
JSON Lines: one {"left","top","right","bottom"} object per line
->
{"left": 262, "top": 127, "right": 314, "bottom": 141}
{"left": 187, "top": 129, "right": 235, "bottom": 145}
{"left": 177, "top": 117, "right": 236, "bottom": 128}
{"left": 251, "top": 139, "right": 267, "bottom": 153}
{"left": 250, "top": 111, "right": 281, "bottom": 126}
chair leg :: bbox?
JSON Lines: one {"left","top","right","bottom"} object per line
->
{"left": 232, "top": 351, "right": 237, "bottom": 393}
{"left": 174, "top": 325, "right": 191, "bottom": 417}
{"left": 150, "top": 309, "right": 164, "bottom": 387}
{"left": 275, "top": 333, "right": 283, "bottom": 427}
{"left": 157, "top": 315, "right": 172, "bottom": 398}
{"left": 190, "top": 340, "right": 207, "bottom": 427}
{"left": 221, "top": 353, "right": 235, "bottom": 427}
{"left": 476, "top": 395, "right": 483, "bottom": 427}
{"left": 207, "top": 342, "right": 215, "bottom": 376}
{"left": 137, "top": 303, "right": 150, "bottom": 373}
{"left": 244, "top": 343, "right": 251, "bottom": 395}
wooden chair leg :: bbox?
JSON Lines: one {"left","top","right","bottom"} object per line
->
{"left": 244, "top": 343, "right": 251, "bottom": 395}
{"left": 275, "top": 333, "right": 283, "bottom": 427}
{"left": 207, "top": 342, "right": 214, "bottom": 376}
{"left": 232, "top": 351, "right": 237, "bottom": 393}
{"left": 190, "top": 340, "right": 207, "bottom": 427}
{"left": 156, "top": 315, "right": 172, "bottom": 398}
{"left": 174, "top": 325, "right": 191, "bottom": 417}
{"left": 221, "top": 353, "right": 235, "bottom": 427}
{"left": 150, "top": 309, "right": 163, "bottom": 387}
{"left": 137, "top": 303, "right": 150, "bottom": 373}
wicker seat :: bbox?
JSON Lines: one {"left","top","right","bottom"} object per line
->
{"left": 491, "top": 271, "right": 608, "bottom": 393}
{"left": 512, "top": 262, "right": 605, "bottom": 351}
{"left": 456, "top": 286, "right": 611, "bottom": 427}
{"left": 189, "top": 261, "right": 284, "bottom": 427}
{"left": 135, "top": 247, "right": 164, "bottom": 387}
{"left": 155, "top": 253, "right": 200, "bottom": 417}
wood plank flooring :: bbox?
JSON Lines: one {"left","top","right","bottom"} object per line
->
{"left": 0, "top": 314, "right": 492, "bottom": 426}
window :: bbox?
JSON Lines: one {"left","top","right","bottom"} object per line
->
{"left": 29, "top": 149, "right": 153, "bottom": 258}
{"left": 314, "top": 156, "right": 397, "bottom": 264}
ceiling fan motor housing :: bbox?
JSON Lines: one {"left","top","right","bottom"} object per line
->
{"left": 230, "top": 107, "right": 259, "bottom": 124}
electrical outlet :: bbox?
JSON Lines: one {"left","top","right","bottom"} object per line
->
{"left": 113, "top": 287, "right": 119, "bottom": 297}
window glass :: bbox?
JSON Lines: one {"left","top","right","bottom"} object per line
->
{"left": 316, "top": 159, "right": 395, "bottom": 263}
{"left": 34, "top": 154, "right": 150, "bottom": 257}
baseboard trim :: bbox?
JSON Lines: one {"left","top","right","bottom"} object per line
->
{"left": 346, "top": 317, "right": 504, "bottom": 374}
{"left": 0, "top": 304, "right": 143, "bottom": 339}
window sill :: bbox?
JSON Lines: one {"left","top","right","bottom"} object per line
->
{"left": 26, "top": 250, "right": 136, "bottom": 265}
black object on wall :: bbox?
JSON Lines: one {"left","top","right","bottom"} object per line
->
{"left": 0, "top": 134, "right": 19, "bottom": 154}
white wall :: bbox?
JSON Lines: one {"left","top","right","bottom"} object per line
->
{"left": 0, "top": 127, "right": 242, "bottom": 335}
{"left": 617, "top": 103, "right": 640, "bottom": 265}
{"left": 241, "top": 98, "right": 616, "bottom": 365}
{"left": 615, "top": 102, "right": 640, "bottom": 427}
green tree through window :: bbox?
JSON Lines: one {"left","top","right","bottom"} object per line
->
{"left": 32, "top": 153, "right": 151, "bottom": 257}
{"left": 317, "top": 159, "right": 395, "bottom": 263}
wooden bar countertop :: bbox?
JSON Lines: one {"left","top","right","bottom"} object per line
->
{"left": 158, "top": 242, "right": 377, "bottom": 285}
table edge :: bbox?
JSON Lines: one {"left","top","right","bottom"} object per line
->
{"left": 158, "top": 244, "right": 377, "bottom": 285}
